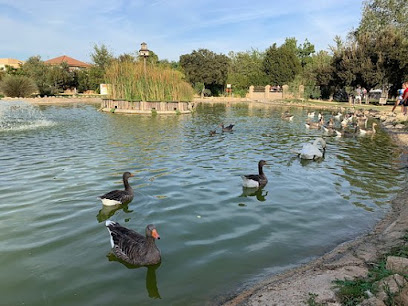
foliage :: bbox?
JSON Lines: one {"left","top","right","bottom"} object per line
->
{"left": 179, "top": 49, "right": 230, "bottom": 95}
{"left": 227, "top": 49, "right": 268, "bottom": 91}
{"left": 358, "top": 0, "right": 408, "bottom": 36}
{"left": 89, "top": 44, "right": 115, "bottom": 91}
{"left": 263, "top": 43, "right": 301, "bottom": 86}
{"left": 330, "top": 26, "right": 408, "bottom": 93}
{"left": 282, "top": 37, "right": 316, "bottom": 68}
{"left": 21, "top": 56, "right": 53, "bottom": 96}
{"left": 47, "top": 62, "right": 77, "bottom": 93}
{"left": 105, "top": 60, "right": 194, "bottom": 101}
{"left": 0, "top": 75, "right": 38, "bottom": 97}
{"left": 306, "top": 293, "right": 326, "bottom": 306}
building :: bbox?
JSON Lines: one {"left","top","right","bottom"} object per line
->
{"left": 0, "top": 58, "right": 24, "bottom": 70}
{"left": 44, "top": 55, "right": 91, "bottom": 71}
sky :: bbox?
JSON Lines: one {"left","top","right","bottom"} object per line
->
{"left": 0, "top": 0, "right": 363, "bottom": 63}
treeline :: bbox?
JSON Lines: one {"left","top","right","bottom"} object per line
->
{"left": 1, "top": 0, "right": 407, "bottom": 101}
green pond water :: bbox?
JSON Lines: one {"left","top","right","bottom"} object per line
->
{"left": 0, "top": 101, "right": 405, "bottom": 305}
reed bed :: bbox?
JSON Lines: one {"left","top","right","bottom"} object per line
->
{"left": 105, "top": 61, "right": 194, "bottom": 101}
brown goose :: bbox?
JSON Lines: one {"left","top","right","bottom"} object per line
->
{"left": 99, "top": 172, "right": 134, "bottom": 206}
{"left": 106, "top": 221, "right": 161, "bottom": 266}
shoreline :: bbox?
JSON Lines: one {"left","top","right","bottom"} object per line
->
{"left": 217, "top": 101, "right": 408, "bottom": 305}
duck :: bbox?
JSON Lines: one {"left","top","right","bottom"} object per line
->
{"left": 106, "top": 221, "right": 161, "bottom": 266}
{"left": 99, "top": 172, "right": 134, "bottom": 206}
{"left": 358, "top": 123, "right": 377, "bottom": 135}
{"left": 307, "top": 111, "right": 315, "bottom": 118}
{"left": 241, "top": 160, "right": 268, "bottom": 188}
{"left": 219, "top": 123, "right": 234, "bottom": 132}
{"left": 209, "top": 130, "right": 217, "bottom": 136}
{"left": 333, "top": 112, "right": 343, "bottom": 120}
{"left": 298, "top": 137, "right": 326, "bottom": 160}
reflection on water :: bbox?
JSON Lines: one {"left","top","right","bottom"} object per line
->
{"left": 0, "top": 101, "right": 405, "bottom": 305}
{"left": 107, "top": 253, "right": 161, "bottom": 299}
{"left": 96, "top": 204, "right": 133, "bottom": 223}
{"left": 240, "top": 187, "right": 268, "bottom": 202}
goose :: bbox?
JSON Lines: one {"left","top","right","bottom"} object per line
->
{"left": 305, "top": 118, "right": 323, "bottom": 129}
{"left": 334, "top": 125, "right": 358, "bottom": 138}
{"left": 307, "top": 111, "right": 315, "bottom": 118}
{"left": 99, "top": 172, "right": 134, "bottom": 206}
{"left": 358, "top": 123, "right": 377, "bottom": 135}
{"left": 333, "top": 112, "right": 342, "bottom": 120}
{"left": 298, "top": 137, "right": 326, "bottom": 160}
{"left": 106, "top": 221, "right": 161, "bottom": 266}
{"left": 241, "top": 160, "right": 268, "bottom": 188}
{"left": 281, "top": 113, "right": 294, "bottom": 121}
{"left": 209, "top": 130, "right": 217, "bottom": 136}
{"left": 219, "top": 123, "right": 234, "bottom": 132}
{"left": 318, "top": 112, "right": 323, "bottom": 119}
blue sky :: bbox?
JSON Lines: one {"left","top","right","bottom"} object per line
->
{"left": 0, "top": 0, "right": 363, "bottom": 63}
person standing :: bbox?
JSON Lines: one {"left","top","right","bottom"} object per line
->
{"left": 355, "top": 86, "right": 362, "bottom": 104}
{"left": 392, "top": 83, "right": 406, "bottom": 113}
{"left": 402, "top": 81, "right": 408, "bottom": 115}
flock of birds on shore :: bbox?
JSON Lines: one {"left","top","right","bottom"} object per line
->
{"left": 100, "top": 109, "right": 378, "bottom": 267}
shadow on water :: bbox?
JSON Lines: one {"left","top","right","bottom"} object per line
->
{"left": 107, "top": 253, "right": 162, "bottom": 299}
{"left": 239, "top": 187, "right": 268, "bottom": 202}
{"left": 96, "top": 204, "right": 133, "bottom": 223}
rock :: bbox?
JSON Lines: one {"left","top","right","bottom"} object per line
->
{"left": 361, "top": 297, "right": 386, "bottom": 306}
{"left": 394, "top": 286, "right": 408, "bottom": 305}
{"left": 376, "top": 274, "right": 406, "bottom": 302}
{"left": 386, "top": 256, "right": 408, "bottom": 275}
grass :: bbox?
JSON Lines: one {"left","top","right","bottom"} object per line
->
{"left": 333, "top": 233, "right": 408, "bottom": 305}
{"left": 105, "top": 60, "right": 194, "bottom": 102}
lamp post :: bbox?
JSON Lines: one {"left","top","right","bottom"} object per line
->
{"left": 138, "top": 42, "right": 150, "bottom": 76}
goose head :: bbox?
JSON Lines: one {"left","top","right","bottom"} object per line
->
{"left": 146, "top": 224, "right": 160, "bottom": 240}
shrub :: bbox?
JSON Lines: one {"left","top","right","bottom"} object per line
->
{"left": 0, "top": 75, "right": 38, "bottom": 97}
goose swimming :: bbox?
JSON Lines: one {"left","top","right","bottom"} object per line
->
{"left": 106, "top": 221, "right": 161, "bottom": 266}
{"left": 241, "top": 160, "right": 268, "bottom": 188}
{"left": 99, "top": 172, "right": 134, "bottom": 206}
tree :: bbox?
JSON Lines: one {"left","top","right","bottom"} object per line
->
{"left": 263, "top": 43, "right": 301, "bottom": 85}
{"left": 227, "top": 49, "right": 268, "bottom": 92}
{"left": 179, "top": 49, "right": 230, "bottom": 96}
{"left": 89, "top": 44, "right": 114, "bottom": 92}
{"left": 21, "top": 56, "right": 52, "bottom": 96}
{"left": 358, "top": 0, "right": 408, "bottom": 36}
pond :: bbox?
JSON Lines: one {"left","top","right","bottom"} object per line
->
{"left": 0, "top": 101, "right": 404, "bottom": 305}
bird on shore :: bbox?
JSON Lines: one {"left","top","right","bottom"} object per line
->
{"left": 99, "top": 172, "right": 134, "bottom": 206}
{"left": 219, "top": 123, "right": 234, "bottom": 132}
{"left": 241, "top": 160, "right": 268, "bottom": 188}
{"left": 105, "top": 221, "right": 161, "bottom": 266}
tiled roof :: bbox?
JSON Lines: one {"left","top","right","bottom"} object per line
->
{"left": 0, "top": 58, "right": 24, "bottom": 65}
{"left": 45, "top": 55, "right": 91, "bottom": 68}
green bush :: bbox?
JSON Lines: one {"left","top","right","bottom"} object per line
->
{"left": 0, "top": 75, "right": 38, "bottom": 97}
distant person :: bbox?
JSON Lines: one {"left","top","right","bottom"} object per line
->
{"left": 362, "top": 87, "right": 367, "bottom": 103}
{"left": 392, "top": 83, "right": 406, "bottom": 113}
{"left": 402, "top": 81, "right": 408, "bottom": 115}
{"left": 355, "top": 86, "right": 362, "bottom": 104}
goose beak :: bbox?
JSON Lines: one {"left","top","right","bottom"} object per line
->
{"left": 152, "top": 229, "right": 160, "bottom": 240}
{"left": 130, "top": 173, "right": 135, "bottom": 177}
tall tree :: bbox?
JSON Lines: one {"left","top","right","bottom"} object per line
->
{"left": 179, "top": 49, "right": 230, "bottom": 95}
{"left": 263, "top": 43, "right": 301, "bottom": 85}
{"left": 358, "top": 0, "right": 408, "bottom": 36}
{"left": 21, "top": 56, "right": 52, "bottom": 96}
